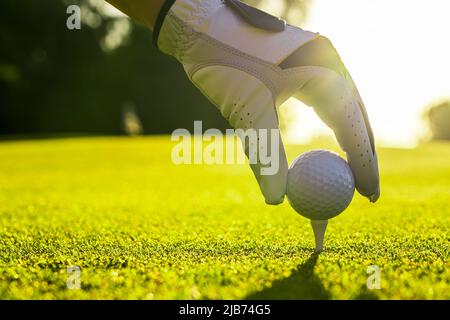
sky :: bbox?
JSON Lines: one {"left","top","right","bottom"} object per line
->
{"left": 277, "top": 0, "right": 450, "bottom": 147}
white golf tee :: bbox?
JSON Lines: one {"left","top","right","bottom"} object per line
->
{"left": 311, "top": 220, "right": 328, "bottom": 252}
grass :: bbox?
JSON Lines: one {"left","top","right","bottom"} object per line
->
{"left": 0, "top": 136, "right": 448, "bottom": 299}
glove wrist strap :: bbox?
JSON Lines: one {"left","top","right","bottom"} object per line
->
{"left": 153, "top": 0, "right": 177, "bottom": 48}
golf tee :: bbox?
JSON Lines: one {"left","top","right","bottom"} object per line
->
{"left": 311, "top": 220, "right": 328, "bottom": 252}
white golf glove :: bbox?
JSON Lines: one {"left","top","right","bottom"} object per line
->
{"left": 154, "top": 0, "right": 380, "bottom": 204}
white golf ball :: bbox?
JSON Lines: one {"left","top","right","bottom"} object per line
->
{"left": 287, "top": 150, "right": 355, "bottom": 220}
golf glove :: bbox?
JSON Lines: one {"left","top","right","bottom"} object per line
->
{"left": 153, "top": 0, "right": 380, "bottom": 204}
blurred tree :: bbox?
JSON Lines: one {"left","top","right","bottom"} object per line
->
{"left": 425, "top": 101, "right": 450, "bottom": 141}
{"left": 0, "top": 0, "right": 310, "bottom": 135}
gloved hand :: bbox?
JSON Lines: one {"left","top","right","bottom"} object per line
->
{"left": 154, "top": 0, "right": 380, "bottom": 204}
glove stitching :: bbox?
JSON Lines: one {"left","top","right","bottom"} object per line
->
{"left": 196, "top": 32, "right": 280, "bottom": 72}
{"left": 190, "top": 61, "right": 278, "bottom": 104}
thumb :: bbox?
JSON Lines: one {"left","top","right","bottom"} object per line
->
{"left": 191, "top": 66, "right": 288, "bottom": 205}
{"left": 234, "top": 103, "right": 288, "bottom": 205}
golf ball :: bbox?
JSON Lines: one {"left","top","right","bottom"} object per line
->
{"left": 287, "top": 150, "right": 355, "bottom": 220}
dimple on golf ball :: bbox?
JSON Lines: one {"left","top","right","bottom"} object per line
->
{"left": 287, "top": 150, "right": 355, "bottom": 220}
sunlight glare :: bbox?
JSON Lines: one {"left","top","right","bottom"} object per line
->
{"left": 284, "top": 0, "right": 450, "bottom": 147}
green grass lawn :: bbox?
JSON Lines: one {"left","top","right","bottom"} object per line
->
{"left": 0, "top": 136, "right": 448, "bottom": 299}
